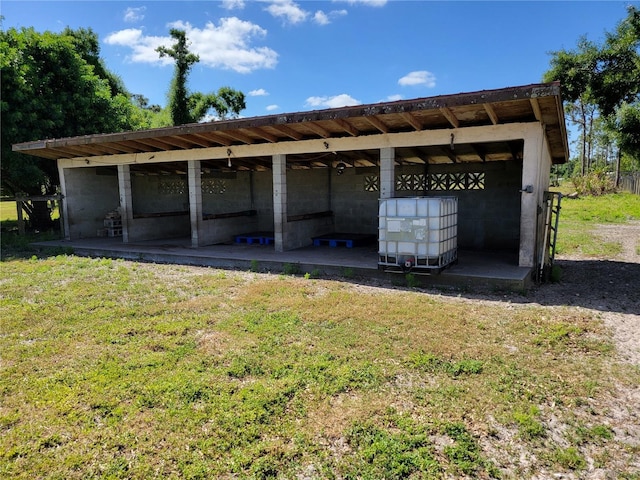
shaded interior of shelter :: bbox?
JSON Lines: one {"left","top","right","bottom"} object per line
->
{"left": 62, "top": 139, "right": 528, "bottom": 283}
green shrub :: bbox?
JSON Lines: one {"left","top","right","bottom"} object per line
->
{"left": 571, "top": 168, "right": 616, "bottom": 196}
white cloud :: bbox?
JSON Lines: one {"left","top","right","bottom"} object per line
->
{"left": 264, "top": 0, "right": 308, "bottom": 25}
{"left": 334, "top": 0, "right": 387, "bottom": 6}
{"left": 249, "top": 88, "right": 269, "bottom": 96}
{"left": 123, "top": 7, "right": 146, "bottom": 23}
{"left": 221, "top": 0, "right": 245, "bottom": 10}
{"left": 313, "top": 9, "right": 347, "bottom": 25}
{"left": 266, "top": 104, "right": 279, "bottom": 111}
{"left": 305, "top": 94, "right": 361, "bottom": 109}
{"left": 398, "top": 70, "right": 436, "bottom": 88}
{"left": 313, "top": 11, "right": 330, "bottom": 25}
{"left": 385, "top": 94, "right": 403, "bottom": 102}
{"left": 260, "top": 1, "right": 348, "bottom": 26}
{"left": 105, "top": 29, "right": 174, "bottom": 65}
{"left": 105, "top": 18, "right": 278, "bottom": 74}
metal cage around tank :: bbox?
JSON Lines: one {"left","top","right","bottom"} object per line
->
{"left": 378, "top": 197, "right": 458, "bottom": 273}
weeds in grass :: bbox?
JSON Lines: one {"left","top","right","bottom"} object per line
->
{"left": 405, "top": 273, "right": 420, "bottom": 288}
{"left": 282, "top": 262, "right": 301, "bottom": 275}
{"left": 513, "top": 406, "right": 546, "bottom": 440}
{"left": 443, "top": 422, "right": 501, "bottom": 478}
{"left": 304, "top": 269, "right": 321, "bottom": 280}
{"left": 340, "top": 266, "right": 354, "bottom": 278}
{"left": 408, "top": 352, "right": 484, "bottom": 377}
{"left": 551, "top": 446, "right": 587, "bottom": 470}
{"left": 345, "top": 418, "right": 441, "bottom": 479}
{"left": 550, "top": 264, "right": 562, "bottom": 283}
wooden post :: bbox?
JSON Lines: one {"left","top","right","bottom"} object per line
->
{"left": 16, "top": 198, "right": 25, "bottom": 235}
{"left": 56, "top": 195, "right": 64, "bottom": 236}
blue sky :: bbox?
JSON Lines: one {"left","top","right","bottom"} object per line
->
{"left": 2, "top": 0, "right": 635, "bottom": 122}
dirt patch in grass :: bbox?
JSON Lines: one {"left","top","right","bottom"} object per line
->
{"left": 532, "top": 220, "right": 640, "bottom": 364}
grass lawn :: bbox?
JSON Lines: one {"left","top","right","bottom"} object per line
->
{"left": 552, "top": 188, "right": 640, "bottom": 257}
{"left": 1, "top": 192, "right": 639, "bottom": 479}
{"left": 0, "top": 201, "right": 19, "bottom": 222}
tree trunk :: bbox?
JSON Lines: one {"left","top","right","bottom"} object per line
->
{"left": 614, "top": 147, "right": 622, "bottom": 187}
{"left": 580, "top": 103, "right": 587, "bottom": 176}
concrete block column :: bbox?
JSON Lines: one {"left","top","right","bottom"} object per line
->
{"left": 380, "top": 147, "right": 395, "bottom": 199}
{"left": 188, "top": 160, "right": 203, "bottom": 247}
{"left": 272, "top": 154, "right": 287, "bottom": 252}
{"left": 519, "top": 124, "right": 545, "bottom": 268}
{"left": 117, "top": 164, "right": 132, "bottom": 243}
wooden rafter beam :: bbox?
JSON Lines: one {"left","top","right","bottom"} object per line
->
{"left": 222, "top": 129, "right": 254, "bottom": 144}
{"left": 108, "top": 142, "right": 145, "bottom": 153}
{"left": 306, "top": 121, "right": 332, "bottom": 138}
{"left": 348, "top": 150, "right": 378, "bottom": 165}
{"left": 49, "top": 145, "right": 102, "bottom": 158}
{"left": 332, "top": 118, "right": 359, "bottom": 137}
{"left": 469, "top": 143, "right": 487, "bottom": 162}
{"left": 402, "top": 147, "right": 429, "bottom": 163}
{"left": 132, "top": 138, "right": 177, "bottom": 151}
{"left": 436, "top": 146, "right": 457, "bottom": 163}
{"left": 181, "top": 134, "right": 216, "bottom": 148}
{"left": 364, "top": 115, "right": 389, "bottom": 133}
{"left": 90, "top": 144, "right": 130, "bottom": 155}
{"left": 247, "top": 127, "right": 279, "bottom": 143}
{"left": 401, "top": 112, "right": 423, "bottom": 131}
{"left": 154, "top": 136, "right": 198, "bottom": 149}
{"left": 189, "top": 132, "right": 232, "bottom": 147}
{"left": 483, "top": 103, "right": 499, "bottom": 125}
{"left": 439, "top": 107, "right": 460, "bottom": 128}
{"left": 152, "top": 137, "right": 188, "bottom": 149}
{"left": 529, "top": 98, "right": 543, "bottom": 122}
{"left": 271, "top": 124, "right": 304, "bottom": 140}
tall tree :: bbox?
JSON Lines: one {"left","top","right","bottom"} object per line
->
{"left": 156, "top": 29, "right": 246, "bottom": 126}
{"left": 544, "top": 38, "right": 599, "bottom": 175}
{"left": 0, "top": 26, "right": 144, "bottom": 228}
{"left": 544, "top": 6, "right": 640, "bottom": 176}
{"left": 156, "top": 29, "right": 199, "bottom": 126}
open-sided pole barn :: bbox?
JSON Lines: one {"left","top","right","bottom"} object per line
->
{"left": 13, "top": 82, "right": 568, "bottom": 287}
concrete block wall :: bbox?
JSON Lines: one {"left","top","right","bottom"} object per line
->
{"left": 331, "top": 167, "right": 379, "bottom": 234}
{"left": 127, "top": 173, "right": 191, "bottom": 242}
{"left": 199, "top": 215, "right": 260, "bottom": 245}
{"left": 131, "top": 175, "right": 189, "bottom": 215}
{"left": 286, "top": 169, "right": 331, "bottom": 216}
{"left": 202, "top": 172, "right": 253, "bottom": 215}
{"left": 246, "top": 170, "right": 272, "bottom": 232}
{"left": 396, "top": 161, "right": 522, "bottom": 252}
{"left": 62, "top": 167, "right": 119, "bottom": 239}
{"left": 127, "top": 215, "right": 191, "bottom": 242}
{"left": 284, "top": 216, "right": 335, "bottom": 250}
{"left": 280, "top": 168, "right": 335, "bottom": 249}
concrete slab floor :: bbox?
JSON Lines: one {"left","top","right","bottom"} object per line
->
{"left": 30, "top": 237, "right": 533, "bottom": 291}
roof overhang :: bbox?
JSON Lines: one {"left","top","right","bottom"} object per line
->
{"left": 13, "top": 82, "right": 569, "bottom": 166}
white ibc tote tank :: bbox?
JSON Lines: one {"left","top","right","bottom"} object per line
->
{"left": 378, "top": 197, "right": 458, "bottom": 272}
